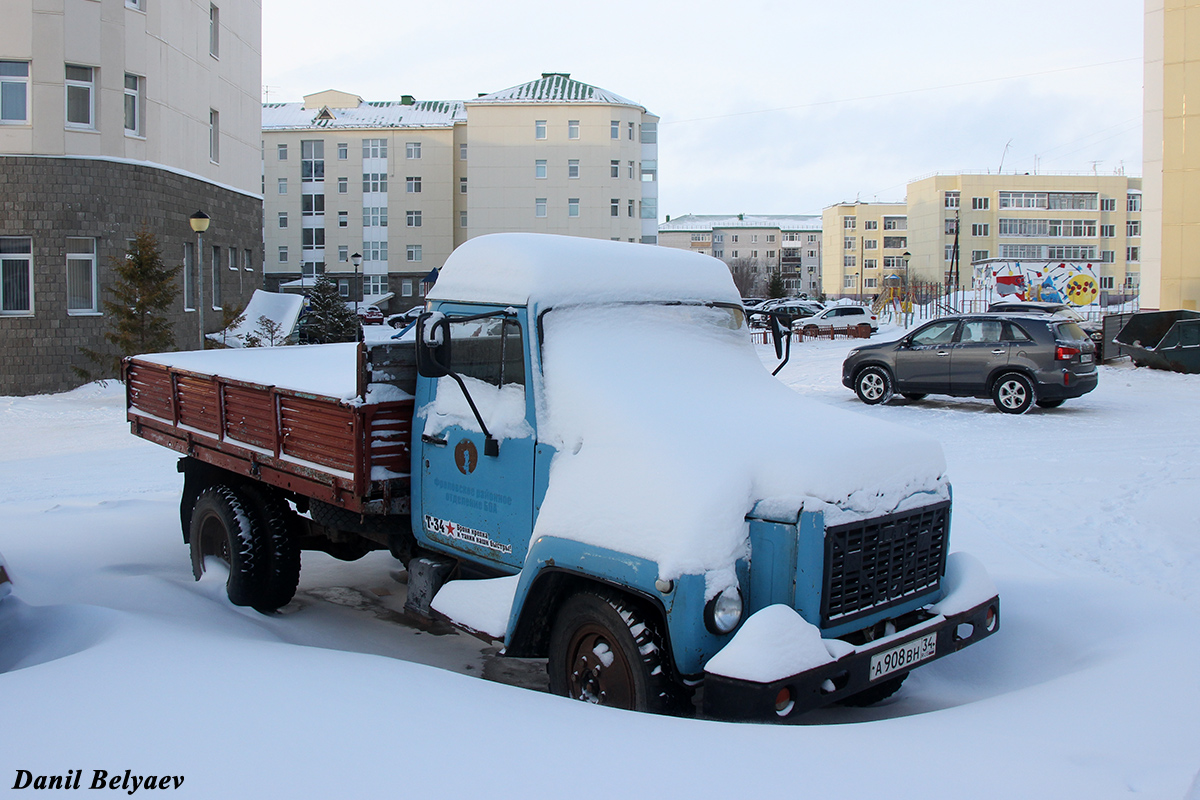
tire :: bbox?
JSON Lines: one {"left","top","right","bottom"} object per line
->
{"left": 548, "top": 590, "right": 688, "bottom": 715}
{"left": 901, "top": 392, "right": 927, "bottom": 401}
{"left": 838, "top": 674, "right": 907, "bottom": 707}
{"left": 241, "top": 485, "right": 302, "bottom": 612}
{"left": 188, "top": 485, "right": 263, "bottom": 608}
{"left": 854, "top": 366, "right": 893, "bottom": 405}
{"left": 802, "top": 325, "right": 819, "bottom": 337}
{"left": 1035, "top": 399, "right": 1064, "bottom": 409}
{"left": 992, "top": 372, "right": 1035, "bottom": 414}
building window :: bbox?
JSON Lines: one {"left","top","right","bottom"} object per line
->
{"left": 243, "top": 249, "right": 253, "bottom": 273}
{"left": 1128, "top": 193, "right": 1142, "bottom": 212}
{"left": 864, "top": 277, "right": 877, "bottom": 289}
{"left": 972, "top": 197, "right": 990, "bottom": 210}
{"left": 843, "top": 275, "right": 855, "bottom": 289}
{"left": 640, "top": 122, "right": 657, "bottom": 144}
{"left": 407, "top": 245, "right": 422, "bottom": 262}
{"left": 568, "top": 198, "right": 580, "bottom": 218}
{"left": 568, "top": 160, "right": 580, "bottom": 179}
{"left": 209, "top": 109, "right": 219, "bottom": 162}
{"left": 65, "top": 65, "right": 95, "bottom": 128}
{"left": 843, "top": 255, "right": 856, "bottom": 268}
{"left": 123, "top": 74, "right": 142, "bottom": 135}
{"left": 628, "top": 161, "right": 635, "bottom": 179}
{"left": 945, "top": 245, "right": 955, "bottom": 261}
{"left": 182, "top": 243, "right": 194, "bottom": 309}
{"left": 535, "top": 159, "right": 547, "bottom": 179}
{"left": 210, "top": 246, "right": 221, "bottom": 308}
{"left": 366, "top": 275, "right": 388, "bottom": 295}
{"left": 971, "top": 223, "right": 989, "bottom": 236}
{"left": 363, "top": 173, "right": 387, "bottom": 193}
{"left": 228, "top": 248, "right": 237, "bottom": 272}
{"left": 610, "top": 120, "right": 619, "bottom": 139}
{"left": 460, "top": 211, "right": 468, "bottom": 228}
{"left": 1101, "top": 198, "right": 1116, "bottom": 212}
{"left": 406, "top": 210, "right": 421, "bottom": 227}
{"left": 459, "top": 177, "right": 467, "bottom": 194}
{"left": 301, "top": 193, "right": 324, "bottom": 216}
{"left": 459, "top": 143, "right": 467, "bottom": 160}
{"left": 278, "top": 212, "right": 287, "bottom": 228}
{"left": 1100, "top": 224, "right": 1115, "bottom": 238}
{"left": 337, "top": 142, "right": 348, "bottom": 160}
{"left": 0, "top": 61, "right": 29, "bottom": 124}
{"left": 535, "top": 198, "right": 547, "bottom": 218}
{"left": 402, "top": 279, "right": 414, "bottom": 297}
{"left": 971, "top": 249, "right": 990, "bottom": 262}
{"left": 65, "top": 238, "right": 97, "bottom": 313}
{"left": 406, "top": 141, "right": 421, "bottom": 159}
{"left": 999, "top": 191, "right": 1046, "bottom": 209}
{"left": 363, "top": 241, "right": 387, "bottom": 261}
{"left": 944, "top": 191, "right": 960, "bottom": 208}
{"left": 641, "top": 198, "right": 657, "bottom": 219}
{"left": 641, "top": 160, "right": 656, "bottom": 182}
{"left": 883, "top": 216, "right": 906, "bottom": 230}
{"left": 628, "top": 199, "right": 634, "bottom": 217}
{"left": 209, "top": 4, "right": 219, "bottom": 57}
{"left": 406, "top": 176, "right": 421, "bottom": 193}
{"left": 628, "top": 122, "right": 634, "bottom": 140}
{"left": 338, "top": 211, "right": 348, "bottom": 227}
{"left": 610, "top": 160, "right": 619, "bottom": 178}
{"left": 1100, "top": 276, "right": 1115, "bottom": 290}
{"left": 863, "top": 258, "right": 877, "bottom": 269}
{"left": 278, "top": 246, "right": 288, "bottom": 263}
{"left": 731, "top": 250, "right": 738, "bottom": 258}
{"left": 301, "top": 228, "right": 324, "bottom": 248}
{"left": 362, "top": 138, "right": 386, "bottom": 159}
{"left": 610, "top": 199, "right": 619, "bottom": 217}
{"left": 535, "top": 119, "right": 546, "bottom": 139}
{"left": 301, "top": 139, "right": 324, "bottom": 180}
{"left": 713, "top": 250, "right": 723, "bottom": 258}
{"left": 338, "top": 245, "right": 348, "bottom": 262}
{"left": 1127, "top": 220, "right": 1141, "bottom": 237}
{"left": 126, "top": 0, "right": 142, "bottom": 9}
{"left": 338, "top": 279, "right": 349, "bottom": 299}
{"left": 1101, "top": 250, "right": 1115, "bottom": 263}
{"left": 731, "top": 235, "right": 738, "bottom": 243}
{"left": 568, "top": 120, "right": 579, "bottom": 139}
{"left": 277, "top": 143, "right": 287, "bottom": 160}
{"left": 338, "top": 177, "right": 348, "bottom": 193}
{"left": 1127, "top": 246, "right": 1140, "bottom": 262}
{"left": 364, "top": 207, "right": 387, "bottom": 227}
{"left": 843, "top": 216, "right": 856, "bottom": 230}
{"left": 945, "top": 219, "right": 959, "bottom": 235}
{"left": 864, "top": 239, "right": 877, "bottom": 249}
{"left": 766, "top": 250, "right": 775, "bottom": 259}
{"left": 843, "top": 236, "right": 855, "bottom": 250}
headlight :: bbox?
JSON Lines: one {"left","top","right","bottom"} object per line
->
{"left": 846, "top": 348, "right": 861, "bottom": 358}
{"left": 705, "top": 588, "right": 743, "bottom": 635}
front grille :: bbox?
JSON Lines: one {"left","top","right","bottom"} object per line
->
{"left": 821, "top": 501, "right": 949, "bottom": 627}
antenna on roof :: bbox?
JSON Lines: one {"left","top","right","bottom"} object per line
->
{"left": 998, "top": 139, "right": 1012, "bottom": 173}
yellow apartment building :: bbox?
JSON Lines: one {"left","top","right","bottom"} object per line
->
{"left": 820, "top": 202, "right": 908, "bottom": 300}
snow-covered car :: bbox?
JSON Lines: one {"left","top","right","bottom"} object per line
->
{"left": 357, "top": 305, "right": 385, "bottom": 325}
{"left": 0, "top": 550, "right": 12, "bottom": 602}
{"left": 796, "top": 305, "right": 878, "bottom": 333}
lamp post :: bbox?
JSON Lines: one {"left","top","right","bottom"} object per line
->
{"left": 351, "top": 252, "right": 363, "bottom": 317}
{"left": 189, "top": 211, "right": 210, "bottom": 349}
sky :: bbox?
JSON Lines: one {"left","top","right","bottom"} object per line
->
{"left": 261, "top": 0, "right": 1145, "bottom": 219}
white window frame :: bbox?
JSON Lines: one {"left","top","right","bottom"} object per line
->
{"left": 406, "top": 245, "right": 422, "bottom": 262}
{"left": 535, "top": 159, "right": 547, "bottom": 179}
{"left": 535, "top": 198, "right": 547, "bottom": 218}
{"left": 338, "top": 177, "right": 348, "bottom": 194}
{"left": 65, "top": 64, "right": 95, "bottom": 129}
{"left": 568, "top": 120, "right": 579, "bottom": 139}
{"left": 209, "top": 108, "right": 219, "bottom": 163}
{"left": 278, "top": 246, "right": 288, "bottom": 263}
{"left": 123, "top": 74, "right": 143, "bottom": 136}
{"left": 568, "top": 159, "right": 580, "bottom": 179}
{"left": 535, "top": 119, "right": 547, "bottom": 139}
{"left": 209, "top": 4, "right": 219, "bottom": 58}
{"left": 278, "top": 212, "right": 287, "bottom": 228}
{"left": 406, "top": 176, "right": 421, "bottom": 193}
{"left": 277, "top": 143, "right": 287, "bottom": 160}
{"left": 0, "top": 61, "right": 30, "bottom": 124}
{"left": 406, "top": 210, "right": 421, "bottom": 227}
{"left": 338, "top": 245, "right": 348, "bottom": 262}
{"left": 337, "top": 142, "right": 348, "bottom": 160}
{"left": 67, "top": 237, "right": 98, "bottom": 314}
{"left": 406, "top": 141, "right": 421, "bottom": 159}
{"left": 1100, "top": 276, "right": 1115, "bottom": 290}
{"left": 568, "top": 198, "right": 580, "bottom": 218}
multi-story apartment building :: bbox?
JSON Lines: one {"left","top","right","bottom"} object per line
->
{"left": 0, "top": 0, "right": 263, "bottom": 396}
{"left": 820, "top": 202, "right": 908, "bottom": 300}
{"left": 658, "top": 214, "right": 822, "bottom": 297}
{"left": 822, "top": 174, "right": 1143, "bottom": 301}
{"left": 261, "top": 74, "right": 659, "bottom": 309}
{"left": 1143, "top": 0, "right": 1200, "bottom": 311}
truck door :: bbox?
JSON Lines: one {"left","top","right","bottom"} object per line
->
{"left": 417, "top": 309, "right": 535, "bottom": 571}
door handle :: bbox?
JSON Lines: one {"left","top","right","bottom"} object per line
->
{"left": 992, "top": 349, "right": 1006, "bottom": 354}
{"left": 937, "top": 351, "right": 949, "bottom": 357}
{"left": 421, "top": 434, "right": 448, "bottom": 446}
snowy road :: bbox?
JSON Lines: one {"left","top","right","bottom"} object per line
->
{"left": 1, "top": 333, "right": 1199, "bottom": 799}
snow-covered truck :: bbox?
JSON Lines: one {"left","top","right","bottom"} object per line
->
{"left": 124, "top": 233, "right": 999, "bottom": 721}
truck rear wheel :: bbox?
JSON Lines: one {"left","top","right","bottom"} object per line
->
{"left": 241, "top": 486, "right": 302, "bottom": 612}
{"left": 189, "top": 485, "right": 263, "bottom": 608}
{"left": 548, "top": 590, "right": 688, "bottom": 715}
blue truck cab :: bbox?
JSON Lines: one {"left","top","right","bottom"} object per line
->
{"left": 404, "top": 233, "right": 1000, "bottom": 720}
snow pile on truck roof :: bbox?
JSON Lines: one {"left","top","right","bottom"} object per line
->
{"left": 428, "top": 232, "right": 740, "bottom": 308}
{"left": 534, "top": 304, "right": 948, "bottom": 583}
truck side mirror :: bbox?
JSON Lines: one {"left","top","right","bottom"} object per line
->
{"left": 770, "top": 313, "right": 786, "bottom": 359}
{"left": 416, "top": 312, "right": 452, "bottom": 378}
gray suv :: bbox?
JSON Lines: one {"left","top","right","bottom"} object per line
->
{"left": 842, "top": 314, "right": 1098, "bottom": 414}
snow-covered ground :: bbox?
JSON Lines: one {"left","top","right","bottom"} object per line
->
{"left": 2, "top": 328, "right": 1199, "bottom": 799}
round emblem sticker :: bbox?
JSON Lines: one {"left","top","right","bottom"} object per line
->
{"left": 454, "top": 439, "right": 478, "bottom": 475}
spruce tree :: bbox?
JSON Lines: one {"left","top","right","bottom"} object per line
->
{"left": 767, "top": 271, "right": 786, "bottom": 299}
{"left": 77, "top": 226, "right": 180, "bottom": 381}
{"left": 300, "top": 273, "right": 358, "bottom": 344}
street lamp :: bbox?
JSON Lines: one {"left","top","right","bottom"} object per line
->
{"left": 189, "top": 211, "right": 210, "bottom": 349}
{"left": 902, "top": 250, "right": 911, "bottom": 292}
{"left": 351, "top": 252, "right": 363, "bottom": 317}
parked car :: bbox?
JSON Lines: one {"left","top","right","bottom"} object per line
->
{"left": 842, "top": 314, "right": 1098, "bottom": 413}
{"left": 386, "top": 305, "right": 425, "bottom": 329}
{"left": 357, "top": 305, "right": 385, "bottom": 325}
{"left": 748, "top": 300, "right": 823, "bottom": 328}
{"left": 986, "top": 301, "right": 1105, "bottom": 359}
{"left": 797, "top": 305, "right": 878, "bottom": 334}
{"left": 0, "top": 550, "right": 12, "bottom": 602}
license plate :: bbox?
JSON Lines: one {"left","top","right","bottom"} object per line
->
{"left": 869, "top": 633, "right": 937, "bottom": 681}
{"left": 1080, "top": 353, "right": 1094, "bottom": 364}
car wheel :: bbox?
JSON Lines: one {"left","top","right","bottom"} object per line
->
{"left": 992, "top": 372, "right": 1035, "bottom": 414}
{"left": 1035, "top": 399, "right": 1065, "bottom": 409}
{"left": 548, "top": 590, "right": 689, "bottom": 715}
{"left": 901, "top": 393, "right": 927, "bottom": 401}
{"left": 802, "top": 324, "right": 819, "bottom": 337}
{"left": 854, "top": 366, "right": 893, "bottom": 405}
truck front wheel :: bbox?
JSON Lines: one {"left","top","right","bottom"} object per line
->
{"left": 189, "top": 485, "right": 262, "bottom": 608}
{"left": 548, "top": 590, "right": 688, "bottom": 716}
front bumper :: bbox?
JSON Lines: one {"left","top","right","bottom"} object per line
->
{"left": 702, "top": 595, "right": 999, "bottom": 722}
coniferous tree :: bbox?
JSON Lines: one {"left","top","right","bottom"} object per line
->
{"left": 767, "top": 271, "right": 786, "bottom": 299}
{"left": 77, "top": 227, "right": 181, "bottom": 381}
{"left": 300, "top": 273, "right": 358, "bottom": 344}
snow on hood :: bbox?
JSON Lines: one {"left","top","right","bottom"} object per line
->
{"left": 428, "top": 232, "right": 740, "bottom": 309}
{"left": 532, "top": 304, "right": 947, "bottom": 581}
